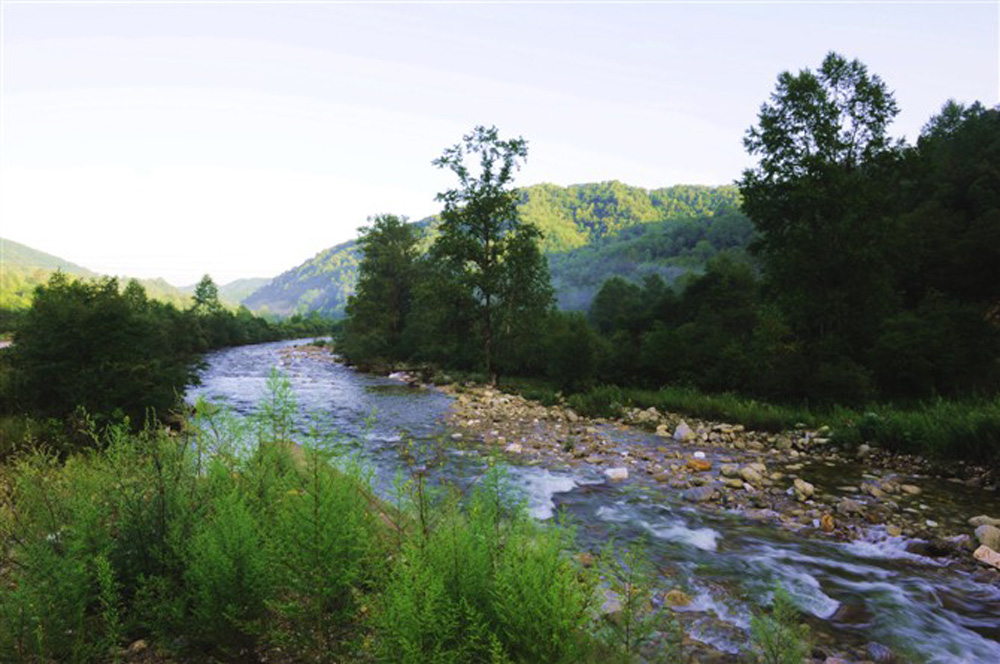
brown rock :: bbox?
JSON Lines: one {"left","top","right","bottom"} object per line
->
{"left": 820, "top": 513, "right": 835, "bottom": 532}
{"left": 686, "top": 458, "right": 712, "bottom": 472}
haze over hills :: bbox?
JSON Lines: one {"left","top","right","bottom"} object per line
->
{"left": 0, "top": 237, "right": 270, "bottom": 310}
{"left": 245, "top": 181, "right": 747, "bottom": 317}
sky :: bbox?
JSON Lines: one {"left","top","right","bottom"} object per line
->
{"left": 1, "top": 0, "right": 997, "bottom": 287}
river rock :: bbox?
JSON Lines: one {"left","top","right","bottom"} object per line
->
{"left": 900, "top": 484, "right": 922, "bottom": 496}
{"left": 740, "top": 466, "right": 763, "bottom": 486}
{"left": 857, "top": 443, "right": 872, "bottom": 457}
{"left": 504, "top": 442, "right": 523, "bottom": 454}
{"left": 820, "top": 513, "right": 835, "bottom": 532}
{"left": 687, "top": 458, "right": 712, "bottom": 472}
{"left": 664, "top": 589, "right": 692, "bottom": 607}
{"left": 793, "top": 478, "right": 815, "bottom": 501}
{"left": 886, "top": 524, "right": 903, "bottom": 537}
{"left": 837, "top": 498, "right": 865, "bottom": 517}
{"left": 720, "top": 464, "right": 739, "bottom": 478}
{"left": 682, "top": 486, "right": 718, "bottom": 503}
{"left": 723, "top": 478, "right": 744, "bottom": 489}
{"left": 973, "top": 545, "right": 1000, "bottom": 570}
{"left": 969, "top": 515, "right": 1000, "bottom": 528}
{"left": 605, "top": 467, "right": 629, "bottom": 482}
{"left": 673, "top": 420, "right": 695, "bottom": 442}
{"left": 975, "top": 524, "right": 1000, "bottom": 550}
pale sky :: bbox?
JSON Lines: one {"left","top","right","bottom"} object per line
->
{"left": 2, "top": 0, "right": 997, "bottom": 286}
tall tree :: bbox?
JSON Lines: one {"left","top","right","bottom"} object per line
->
{"left": 192, "top": 274, "right": 222, "bottom": 314}
{"left": 432, "top": 125, "right": 553, "bottom": 384}
{"left": 342, "top": 214, "right": 421, "bottom": 362}
{"left": 739, "top": 52, "right": 901, "bottom": 368}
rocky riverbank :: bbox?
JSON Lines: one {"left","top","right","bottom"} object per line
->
{"left": 428, "top": 380, "right": 1000, "bottom": 579}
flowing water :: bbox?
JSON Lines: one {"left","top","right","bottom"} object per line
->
{"left": 187, "top": 339, "right": 1000, "bottom": 663}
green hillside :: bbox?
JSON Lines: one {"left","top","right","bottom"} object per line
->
{"left": 550, "top": 210, "right": 756, "bottom": 310}
{"left": 245, "top": 182, "right": 744, "bottom": 317}
{"left": 2, "top": 238, "right": 98, "bottom": 309}
{"left": 0, "top": 237, "right": 193, "bottom": 310}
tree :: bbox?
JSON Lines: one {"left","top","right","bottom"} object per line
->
{"left": 342, "top": 214, "right": 421, "bottom": 362}
{"left": 192, "top": 274, "right": 222, "bottom": 314}
{"left": 431, "top": 125, "right": 553, "bottom": 384}
{"left": 739, "top": 52, "right": 902, "bottom": 368}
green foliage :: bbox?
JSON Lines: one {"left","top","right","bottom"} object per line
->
{"left": 567, "top": 385, "right": 626, "bottom": 419}
{"left": 0, "top": 375, "right": 614, "bottom": 663}
{"left": 831, "top": 397, "right": 1000, "bottom": 467}
{"left": 342, "top": 214, "right": 422, "bottom": 363}
{"left": 598, "top": 538, "right": 677, "bottom": 663}
{"left": 740, "top": 51, "right": 902, "bottom": 376}
{"left": 749, "top": 585, "right": 812, "bottom": 664}
{"left": 9, "top": 273, "right": 196, "bottom": 426}
{"left": 431, "top": 125, "right": 554, "bottom": 384}
{"left": 375, "top": 465, "right": 596, "bottom": 663}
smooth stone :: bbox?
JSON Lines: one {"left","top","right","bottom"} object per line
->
{"left": 973, "top": 545, "right": 1000, "bottom": 570}
{"left": 975, "top": 524, "right": 1000, "bottom": 550}
{"left": 682, "top": 486, "right": 718, "bottom": 503}
{"left": 969, "top": 515, "right": 1000, "bottom": 528}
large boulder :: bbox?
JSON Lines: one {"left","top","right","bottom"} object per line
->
{"left": 975, "top": 524, "right": 1000, "bottom": 551}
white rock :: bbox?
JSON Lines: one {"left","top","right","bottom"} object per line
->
{"left": 605, "top": 467, "right": 629, "bottom": 481}
{"left": 693, "top": 451, "right": 706, "bottom": 460}
{"left": 504, "top": 443, "right": 523, "bottom": 454}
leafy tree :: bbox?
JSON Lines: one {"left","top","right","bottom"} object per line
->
{"left": 342, "top": 214, "right": 421, "bottom": 362}
{"left": 431, "top": 125, "right": 553, "bottom": 384}
{"left": 192, "top": 274, "right": 222, "bottom": 314}
{"left": 10, "top": 273, "right": 194, "bottom": 425}
{"left": 739, "top": 52, "right": 902, "bottom": 367}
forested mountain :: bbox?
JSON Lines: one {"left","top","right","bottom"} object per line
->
{"left": 550, "top": 211, "right": 756, "bottom": 309}
{"left": 245, "top": 182, "right": 742, "bottom": 317}
{"left": 0, "top": 237, "right": 262, "bottom": 311}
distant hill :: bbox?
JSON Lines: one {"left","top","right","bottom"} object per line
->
{"left": 180, "top": 277, "right": 272, "bottom": 307}
{"left": 2, "top": 237, "right": 98, "bottom": 308}
{"left": 0, "top": 237, "right": 192, "bottom": 309}
{"left": 244, "top": 182, "right": 747, "bottom": 317}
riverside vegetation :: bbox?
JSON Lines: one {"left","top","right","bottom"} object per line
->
{"left": 0, "top": 371, "right": 809, "bottom": 663}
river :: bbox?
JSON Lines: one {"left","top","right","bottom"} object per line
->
{"left": 187, "top": 339, "right": 1000, "bottom": 663}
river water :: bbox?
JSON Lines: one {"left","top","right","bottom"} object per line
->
{"left": 187, "top": 339, "right": 1000, "bottom": 663}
